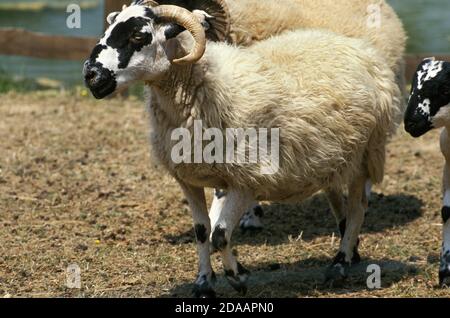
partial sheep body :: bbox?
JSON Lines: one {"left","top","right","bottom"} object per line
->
{"left": 404, "top": 58, "right": 450, "bottom": 287}
{"left": 148, "top": 29, "right": 400, "bottom": 201}
{"left": 227, "top": 0, "right": 406, "bottom": 76}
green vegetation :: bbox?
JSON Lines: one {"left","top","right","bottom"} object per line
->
{"left": 0, "top": 69, "right": 41, "bottom": 93}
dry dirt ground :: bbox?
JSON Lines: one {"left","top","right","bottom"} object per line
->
{"left": 0, "top": 91, "right": 449, "bottom": 298}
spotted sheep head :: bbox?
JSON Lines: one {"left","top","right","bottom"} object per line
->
{"left": 404, "top": 57, "right": 450, "bottom": 137}
{"left": 83, "top": 0, "right": 209, "bottom": 99}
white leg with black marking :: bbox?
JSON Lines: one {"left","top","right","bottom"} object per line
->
{"left": 210, "top": 189, "right": 254, "bottom": 295}
{"left": 210, "top": 189, "right": 226, "bottom": 236}
{"left": 440, "top": 189, "right": 450, "bottom": 286}
{"left": 439, "top": 128, "right": 450, "bottom": 286}
{"left": 326, "top": 173, "right": 367, "bottom": 283}
{"left": 179, "top": 182, "right": 215, "bottom": 298}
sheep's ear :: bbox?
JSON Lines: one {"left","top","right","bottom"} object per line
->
{"left": 154, "top": 0, "right": 230, "bottom": 41}
{"left": 162, "top": 9, "right": 210, "bottom": 40}
{"left": 422, "top": 57, "right": 436, "bottom": 64}
{"left": 444, "top": 62, "right": 450, "bottom": 80}
{"left": 192, "top": 10, "right": 211, "bottom": 31}
{"left": 163, "top": 23, "right": 186, "bottom": 40}
{"left": 106, "top": 11, "right": 120, "bottom": 25}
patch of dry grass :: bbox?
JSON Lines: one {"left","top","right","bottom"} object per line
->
{"left": 0, "top": 91, "right": 448, "bottom": 297}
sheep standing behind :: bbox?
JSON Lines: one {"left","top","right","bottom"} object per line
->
{"left": 148, "top": 0, "right": 407, "bottom": 103}
{"left": 404, "top": 58, "right": 450, "bottom": 287}
{"left": 227, "top": 0, "right": 405, "bottom": 77}
{"left": 83, "top": 4, "right": 402, "bottom": 296}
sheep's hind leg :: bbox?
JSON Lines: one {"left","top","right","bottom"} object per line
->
{"left": 439, "top": 129, "right": 450, "bottom": 287}
{"left": 439, "top": 190, "right": 450, "bottom": 287}
{"left": 325, "top": 187, "right": 347, "bottom": 237}
{"left": 325, "top": 173, "right": 367, "bottom": 285}
{"left": 213, "top": 188, "right": 263, "bottom": 233}
{"left": 210, "top": 189, "right": 254, "bottom": 295}
{"left": 326, "top": 184, "right": 369, "bottom": 265}
{"left": 179, "top": 182, "right": 216, "bottom": 298}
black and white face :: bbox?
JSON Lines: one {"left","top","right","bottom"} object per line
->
{"left": 83, "top": 2, "right": 184, "bottom": 99}
{"left": 404, "top": 58, "right": 450, "bottom": 137}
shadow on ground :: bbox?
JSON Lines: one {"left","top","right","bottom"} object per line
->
{"left": 164, "top": 192, "right": 424, "bottom": 246}
{"left": 161, "top": 257, "right": 419, "bottom": 298}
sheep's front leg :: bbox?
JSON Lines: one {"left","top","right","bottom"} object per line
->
{"left": 326, "top": 173, "right": 367, "bottom": 283}
{"left": 210, "top": 189, "right": 254, "bottom": 295}
{"left": 439, "top": 128, "right": 450, "bottom": 287}
{"left": 179, "top": 182, "right": 215, "bottom": 298}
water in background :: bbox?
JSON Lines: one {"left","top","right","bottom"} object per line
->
{"left": 390, "top": 0, "right": 450, "bottom": 54}
{"left": 0, "top": 0, "right": 449, "bottom": 87}
{"left": 0, "top": 0, "right": 103, "bottom": 86}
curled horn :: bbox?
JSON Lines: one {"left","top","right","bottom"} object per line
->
{"left": 152, "top": 5, "right": 206, "bottom": 65}
{"left": 138, "top": 0, "right": 160, "bottom": 7}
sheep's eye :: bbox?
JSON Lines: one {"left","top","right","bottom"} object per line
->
{"left": 131, "top": 32, "right": 144, "bottom": 43}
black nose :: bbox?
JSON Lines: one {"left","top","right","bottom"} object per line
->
{"left": 84, "top": 63, "right": 104, "bottom": 87}
{"left": 83, "top": 62, "right": 116, "bottom": 99}
{"left": 84, "top": 69, "right": 96, "bottom": 83}
{"left": 404, "top": 114, "right": 432, "bottom": 138}
{"left": 405, "top": 118, "right": 418, "bottom": 132}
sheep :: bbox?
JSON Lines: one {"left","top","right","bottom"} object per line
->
{"left": 145, "top": 0, "right": 407, "bottom": 231}
{"left": 404, "top": 58, "right": 450, "bottom": 287}
{"left": 226, "top": 0, "right": 406, "bottom": 80}
{"left": 82, "top": 3, "right": 401, "bottom": 296}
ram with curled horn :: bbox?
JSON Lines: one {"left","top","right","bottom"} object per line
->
{"left": 83, "top": 1, "right": 403, "bottom": 296}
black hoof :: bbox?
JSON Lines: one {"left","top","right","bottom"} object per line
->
{"left": 440, "top": 274, "right": 450, "bottom": 288}
{"left": 225, "top": 262, "right": 250, "bottom": 295}
{"left": 324, "top": 263, "right": 348, "bottom": 287}
{"left": 440, "top": 251, "right": 450, "bottom": 287}
{"left": 439, "top": 268, "right": 450, "bottom": 287}
{"left": 324, "top": 252, "right": 350, "bottom": 287}
{"left": 193, "top": 273, "right": 216, "bottom": 298}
